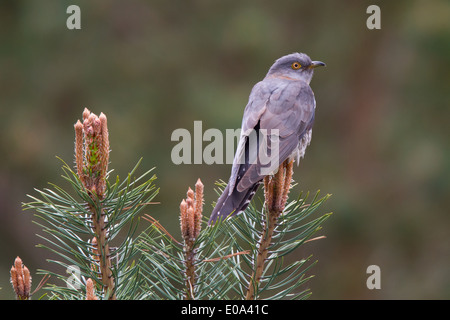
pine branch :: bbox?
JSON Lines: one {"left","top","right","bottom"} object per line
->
{"left": 179, "top": 179, "right": 204, "bottom": 299}
{"left": 219, "top": 173, "right": 331, "bottom": 300}
{"left": 22, "top": 108, "right": 158, "bottom": 300}
{"left": 138, "top": 180, "right": 246, "bottom": 300}
{"left": 246, "top": 159, "right": 294, "bottom": 300}
{"left": 74, "top": 109, "right": 115, "bottom": 299}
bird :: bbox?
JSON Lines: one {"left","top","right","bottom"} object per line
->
{"left": 208, "top": 52, "right": 325, "bottom": 224}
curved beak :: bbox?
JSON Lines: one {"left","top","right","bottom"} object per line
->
{"left": 310, "top": 61, "right": 326, "bottom": 69}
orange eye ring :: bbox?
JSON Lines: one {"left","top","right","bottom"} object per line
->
{"left": 291, "top": 62, "right": 301, "bottom": 70}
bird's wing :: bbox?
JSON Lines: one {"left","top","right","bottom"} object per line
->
{"left": 228, "top": 80, "right": 269, "bottom": 194}
{"left": 231, "top": 79, "right": 316, "bottom": 193}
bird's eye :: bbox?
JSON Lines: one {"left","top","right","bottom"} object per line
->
{"left": 291, "top": 62, "right": 301, "bottom": 70}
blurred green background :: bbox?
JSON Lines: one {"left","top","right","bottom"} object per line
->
{"left": 1, "top": 0, "right": 449, "bottom": 299}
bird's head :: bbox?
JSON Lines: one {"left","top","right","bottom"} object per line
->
{"left": 266, "top": 52, "right": 325, "bottom": 84}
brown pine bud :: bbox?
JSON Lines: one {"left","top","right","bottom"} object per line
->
{"left": 10, "top": 256, "right": 32, "bottom": 300}
{"left": 74, "top": 120, "right": 84, "bottom": 181}
{"left": 194, "top": 179, "right": 204, "bottom": 239}
{"left": 74, "top": 109, "right": 110, "bottom": 199}
{"left": 83, "top": 107, "right": 91, "bottom": 121}
{"left": 86, "top": 278, "right": 98, "bottom": 300}
{"left": 180, "top": 199, "right": 189, "bottom": 242}
{"left": 179, "top": 179, "right": 204, "bottom": 244}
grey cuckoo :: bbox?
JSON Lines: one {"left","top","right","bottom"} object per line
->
{"left": 209, "top": 52, "right": 325, "bottom": 224}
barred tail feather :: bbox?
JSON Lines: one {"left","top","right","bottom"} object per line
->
{"left": 209, "top": 182, "right": 261, "bottom": 224}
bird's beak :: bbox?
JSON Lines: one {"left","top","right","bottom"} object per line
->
{"left": 310, "top": 61, "right": 326, "bottom": 69}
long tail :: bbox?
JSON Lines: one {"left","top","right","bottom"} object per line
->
{"left": 209, "top": 182, "right": 261, "bottom": 224}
